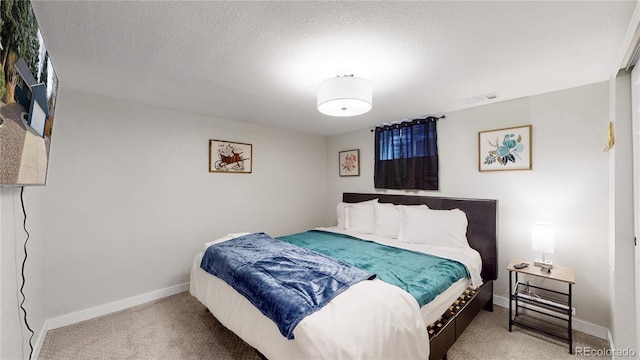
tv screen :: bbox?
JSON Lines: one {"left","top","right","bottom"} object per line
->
{"left": 0, "top": 0, "right": 58, "bottom": 186}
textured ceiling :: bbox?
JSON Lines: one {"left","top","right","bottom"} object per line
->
{"left": 31, "top": 1, "right": 636, "bottom": 136}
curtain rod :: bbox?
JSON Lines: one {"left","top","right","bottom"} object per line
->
{"left": 370, "top": 114, "right": 445, "bottom": 132}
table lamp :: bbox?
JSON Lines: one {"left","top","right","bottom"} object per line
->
{"left": 532, "top": 222, "right": 555, "bottom": 268}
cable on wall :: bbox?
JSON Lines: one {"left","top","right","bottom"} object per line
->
{"left": 19, "top": 186, "right": 35, "bottom": 360}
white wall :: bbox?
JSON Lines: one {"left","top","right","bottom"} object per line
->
{"left": 610, "top": 70, "right": 636, "bottom": 352}
{"left": 1, "top": 191, "right": 2, "bottom": 358}
{"left": 41, "top": 88, "right": 328, "bottom": 319}
{"left": 1, "top": 186, "right": 46, "bottom": 360}
{"left": 327, "top": 82, "right": 611, "bottom": 329}
{"left": 0, "top": 79, "right": 618, "bottom": 355}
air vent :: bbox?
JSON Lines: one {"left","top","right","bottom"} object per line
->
{"left": 461, "top": 92, "right": 498, "bottom": 104}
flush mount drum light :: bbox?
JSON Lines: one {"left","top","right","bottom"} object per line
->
{"left": 317, "top": 75, "right": 372, "bottom": 117}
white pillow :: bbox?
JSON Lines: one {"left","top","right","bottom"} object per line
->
{"left": 398, "top": 207, "right": 470, "bottom": 248}
{"left": 336, "top": 199, "right": 378, "bottom": 230}
{"left": 374, "top": 202, "right": 402, "bottom": 238}
{"left": 345, "top": 202, "right": 376, "bottom": 234}
{"left": 375, "top": 204, "right": 428, "bottom": 238}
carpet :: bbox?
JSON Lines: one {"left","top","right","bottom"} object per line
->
{"left": 39, "top": 291, "right": 610, "bottom": 359}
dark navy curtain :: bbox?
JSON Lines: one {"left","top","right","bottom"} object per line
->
{"left": 374, "top": 118, "right": 438, "bottom": 190}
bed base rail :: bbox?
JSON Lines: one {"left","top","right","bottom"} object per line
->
{"left": 429, "top": 281, "right": 493, "bottom": 360}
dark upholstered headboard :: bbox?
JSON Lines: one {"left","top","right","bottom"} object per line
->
{"left": 343, "top": 193, "right": 498, "bottom": 282}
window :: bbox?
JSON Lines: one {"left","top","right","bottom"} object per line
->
{"left": 374, "top": 117, "right": 439, "bottom": 190}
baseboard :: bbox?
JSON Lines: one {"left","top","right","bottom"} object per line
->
{"left": 607, "top": 328, "right": 614, "bottom": 356}
{"left": 32, "top": 319, "right": 50, "bottom": 360}
{"left": 493, "top": 294, "right": 610, "bottom": 340}
{"left": 33, "top": 282, "right": 190, "bottom": 359}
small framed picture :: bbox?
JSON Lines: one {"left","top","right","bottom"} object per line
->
{"left": 209, "top": 139, "right": 252, "bottom": 173}
{"left": 339, "top": 149, "right": 360, "bottom": 177}
{"left": 478, "top": 125, "right": 532, "bottom": 172}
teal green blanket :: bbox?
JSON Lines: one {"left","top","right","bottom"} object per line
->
{"left": 277, "top": 230, "right": 469, "bottom": 307}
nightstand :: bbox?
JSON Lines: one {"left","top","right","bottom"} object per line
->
{"left": 507, "top": 260, "right": 575, "bottom": 353}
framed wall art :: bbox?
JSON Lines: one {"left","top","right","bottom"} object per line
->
{"left": 0, "top": 0, "right": 59, "bottom": 185}
{"left": 339, "top": 149, "right": 360, "bottom": 177}
{"left": 209, "top": 139, "right": 252, "bottom": 173}
{"left": 478, "top": 125, "right": 532, "bottom": 172}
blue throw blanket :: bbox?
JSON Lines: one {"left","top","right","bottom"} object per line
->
{"left": 278, "top": 230, "right": 469, "bottom": 307}
{"left": 200, "top": 232, "right": 375, "bottom": 339}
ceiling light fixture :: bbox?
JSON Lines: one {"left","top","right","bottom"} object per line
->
{"left": 317, "top": 75, "right": 372, "bottom": 117}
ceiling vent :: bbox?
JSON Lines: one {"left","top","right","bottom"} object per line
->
{"left": 461, "top": 92, "right": 498, "bottom": 105}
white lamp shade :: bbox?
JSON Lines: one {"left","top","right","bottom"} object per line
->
{"left": 317, "top": 76, "right": 372, "bottom": 117}
{"left": 531, "top": 222, "right": 555, "bottom": 254}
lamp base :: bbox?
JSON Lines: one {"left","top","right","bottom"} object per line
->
{"left": 534, "top": 259, "right": 553, "bottom": 268}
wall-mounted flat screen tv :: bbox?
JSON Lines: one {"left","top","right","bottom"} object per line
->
{"left": 0, "top": 0, "right": 58, "bottom": 186}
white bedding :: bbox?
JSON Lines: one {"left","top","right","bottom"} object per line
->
{"left": 189, "top": 228, "right": 483, "bottom": 359}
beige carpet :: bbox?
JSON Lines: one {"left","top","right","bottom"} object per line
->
{"left": 447, "top": 308, "right": 609, "bottom": 360}
{"left": 39, "top": 291, "right": 609, "bottom": 360}
{"left": 39, "top": 292, "right": 260, "bottom": 360}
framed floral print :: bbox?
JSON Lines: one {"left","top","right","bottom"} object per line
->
{"left": 478, "top": 125, "right": 532, "bottom": 172}
{"left": 339, "top": 149, "right": 360, "bottom": 176}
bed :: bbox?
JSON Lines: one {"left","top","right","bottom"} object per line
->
{"left": 190, "top": 193, "right": 497, "bottom": 360}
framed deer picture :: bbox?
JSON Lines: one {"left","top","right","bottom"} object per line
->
{"left": 209, "top": 139, "right": 252, "bottom": 173}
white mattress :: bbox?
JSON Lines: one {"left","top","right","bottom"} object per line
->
{"left": 189, "top": 229, "right": 483, "bottom": 359}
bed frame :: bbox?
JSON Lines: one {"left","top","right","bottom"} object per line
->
{"left": 343, "top": 193, "right": 498, "bottom": 360}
